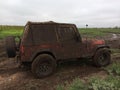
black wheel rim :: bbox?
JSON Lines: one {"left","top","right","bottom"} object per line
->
{"left": 36, "top": 62, "right": 52, "bottom": 76}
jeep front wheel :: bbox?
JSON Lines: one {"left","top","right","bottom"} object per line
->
{"left": 32, "top": 54, "right": 56, "bottom": 78}
{"left": 93, "top": 48, "right": 111, "bottom": 67}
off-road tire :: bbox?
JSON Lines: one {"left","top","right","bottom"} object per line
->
{"left": 32, "top": 54, "right": 56, "bottom": 78}
{"left": 93, "top": 48, "right": 111, "bottom": 67}
{"left": 5, "top": 36, "right": 16, "bottom": 58}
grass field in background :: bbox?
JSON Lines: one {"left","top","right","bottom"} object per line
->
{"left": 0, "top": 25, "right": 120, "bottom": 39}
{"left": 0, "top": 26, "right": 23, "bottom": 39}
{"left": 79, "top": 28, "right": 120, "bottom": 37}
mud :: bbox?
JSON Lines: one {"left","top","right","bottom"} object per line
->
{"left": 106, "top": 39, "right": 120, "bottom": 49}
{"left": 0, "top": 58, "right": 104, "bottom": 90}
{"left": 0, "top": 36, "right": 120, "bottom": 90}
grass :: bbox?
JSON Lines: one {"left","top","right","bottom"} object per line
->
{"left": 105, "top": 63, "right": 120, "bottom": 76}
{"left": 56, "top": 62, "right": 120, "bottom": 90}
{"left": 56, "top": 52, "right": 120, "bottom": 90}
{"left": 56, "top": 75, "right": 120, "bottom": 90}
{"left": 88, "top": 75, "right": 120, "bottom": 90}
{"left": 79, "top": 28, "right": 106, "bottom": 37}
{"left": 79, "top": 28, "right": 120, "bottom": 38}
{"left": 0, "top": 25, "right": 120, "bottom": 39}
{"left": 56, "top": 48, "right": 120, "bottom": 90}
{"left": 0, "top": 25, "right": 23, "bottom": 39}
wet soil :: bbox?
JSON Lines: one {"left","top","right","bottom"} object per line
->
{"left": 0, "top": 36, "right": 120, "bottom": 90}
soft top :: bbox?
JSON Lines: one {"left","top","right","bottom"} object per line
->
{"left": 26, "top": 21, "right": 75, "bottom": 26}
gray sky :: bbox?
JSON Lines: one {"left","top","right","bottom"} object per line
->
{"left": 0, "top": 0, "right": 120, "bottom": 27}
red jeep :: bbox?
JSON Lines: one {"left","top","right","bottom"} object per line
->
{"left": 5, "top": 21, "right": 111, "bottom": 78}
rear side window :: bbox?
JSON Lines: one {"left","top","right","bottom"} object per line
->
{"left": 31, "top": 24, "right": 57, "bottom": 44}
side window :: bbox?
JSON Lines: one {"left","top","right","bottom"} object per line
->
{"left": 31, "top": 24, "right": 57, "bottom": 44}
{"left": 58, "top": 26, "right": 75, "bottom": 41}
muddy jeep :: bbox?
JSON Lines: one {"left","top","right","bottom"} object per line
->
{"left": 5, "top": 21, "right": 111, "bottom": 78}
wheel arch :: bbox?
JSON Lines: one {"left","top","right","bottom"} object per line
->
{"left": 92, "top": 45, "right": 111, "bottom": 67}
{"left": 93, "top": 45, "right": 111, "bottom": 57}
{"left": 30, "top": 50, "right": 56, "bottom": 62}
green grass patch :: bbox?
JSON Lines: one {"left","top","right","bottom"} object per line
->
{"left": 105, "top": 63, "right": 120, "bottom": 76}
{"left": 56, "top": 76, "right": 120, "bottom": 90}
{"left": 101, "top": 28, "right": 120, "bottom": 34}
{"left": 0, "top": 25, "right": 120, "bottom": 39}
{"left": 0, "top": 25, "right": 23, "bottom": 39}
{"left": 89, "top": 76, "right": 120, "bottom": 90}
{"left": 56, "top": 62, "right": 120, "bottom": 90}
{"left": 79, "top": 28, "right": 106, "bottom": 37}
{"left": 79, "top": 28, "right": 120, "bottom": 37}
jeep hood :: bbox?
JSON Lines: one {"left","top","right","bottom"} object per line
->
{"left": 91, "top": 39, "right": 105, "bottom": 45}
{"left": 82, "top": 38, "right": 105, "bottom": 46}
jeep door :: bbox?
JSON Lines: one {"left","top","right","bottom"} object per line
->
{"left": 57, "top": 25, "right": 82, "bottom": 59}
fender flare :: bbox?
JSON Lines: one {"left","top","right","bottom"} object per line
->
{"left": 94, "top": 45, "right": 111, "bottom": 56}
{"left": 30, "top": 49, "right": 56, "bottom": 62}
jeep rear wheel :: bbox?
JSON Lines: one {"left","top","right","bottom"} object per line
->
{"left": 32, "top": 54, "right": 56, "bottom": 78}
{"left": 5, "top": 36, "right": 16, "bottom": 58}
{"left": 93, "top": 48, "right": 111, "bottom": 67}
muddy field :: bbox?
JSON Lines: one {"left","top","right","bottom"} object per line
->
{"left": 0, "top": 36, "right": 120, "bottom": 90}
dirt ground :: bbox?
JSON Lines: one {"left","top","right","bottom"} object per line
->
{"left": 0, "top": 35, "right": 120, "bottom": 90}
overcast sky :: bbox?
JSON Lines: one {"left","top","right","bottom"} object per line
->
{"left": 0, "top": 0, "right": 120, "bottom": 27}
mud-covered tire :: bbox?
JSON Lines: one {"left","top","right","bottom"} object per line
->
{"left": 32, "top": 54, "right": 56, "bottom": 78}
{"left": 5, "top": 36, "right": 16, "bottom": 58}
{"left": 93, "top": 48, "right": 111, "bottom": 67}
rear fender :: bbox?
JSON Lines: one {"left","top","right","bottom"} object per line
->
{"left": 30, "top": 49, "right": 56, "bottom": 62}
